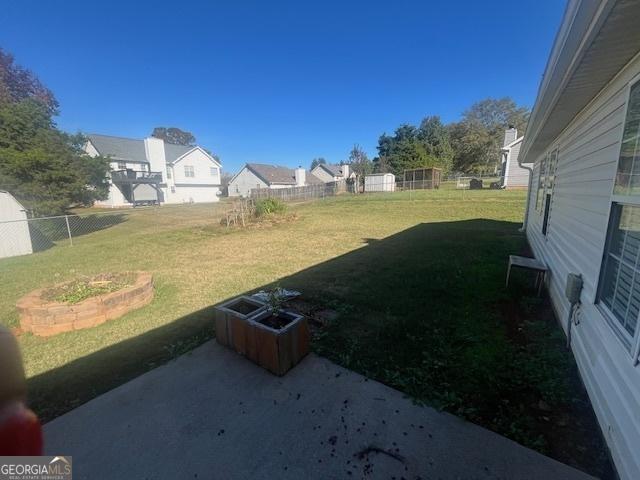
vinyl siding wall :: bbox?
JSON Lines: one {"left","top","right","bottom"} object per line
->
{"left": 525, "top": 53, "right": 640, "bottom": 480}
{"left": 504, "top": 142, "right": 532, "bottom": 188}
{"left": 311, "top": 166, "right": 338, "bottom": 183}
{"left": 228, "top": 168, "right": 268, "bottom": 197}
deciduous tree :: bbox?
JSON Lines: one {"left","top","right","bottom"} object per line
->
{"left": 151, "top": 127, "right": 196, "bottom": 146}
{"left": 449, "top": 97, "right": 529, "bottom": 173}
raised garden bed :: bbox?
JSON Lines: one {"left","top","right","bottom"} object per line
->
{"left": 214, "top": 296, "right": 266, "bottom": 349}
{"left": 249, "top": 309, "right": 309, "bottom": 376}
{"left": 16, "top": 272, "right": 154, "bottom": 336}
{"left": 214, "top": 295, "right": 309, "bottom": 376}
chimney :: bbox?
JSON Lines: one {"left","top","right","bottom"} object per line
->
{"left": 294, "top": 166, "right": 306, "bottom": 186}
{"left": 144, "top": 137, "right": 167, "bottom": 180}
{"left": 342, "top": 164, "right": 350, "bottom": 178}
{"left": 503, "top": 126, "right": 518, "bottom": 147}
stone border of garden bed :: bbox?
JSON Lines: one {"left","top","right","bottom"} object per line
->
{"left": 16, "top": 272, "right": 154, "bottom": 336}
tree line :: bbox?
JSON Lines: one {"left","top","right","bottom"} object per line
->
{"left": 313, "top": 98, "right": 530, "bottom": 178}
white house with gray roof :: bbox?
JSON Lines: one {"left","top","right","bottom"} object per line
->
{"left": 85, "top": 134, "right": 222, "bottom": 207}
{"left": 228, "top": 163, "right": 323, "bottom": 197}
{"left": 311, "top": 163, "right": 355, "bottom": 183}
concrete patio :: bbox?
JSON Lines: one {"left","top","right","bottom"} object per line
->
{"left": 44, "top": 341, "right": 593, "bottom": 479}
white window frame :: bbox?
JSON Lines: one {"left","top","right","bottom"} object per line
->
{"left": 210, "top": 167, "right": 218, "bottom": 177}
{"left": 117, "top": 161, "right": 127, "bottom": 170}
{"left": 166, "top": 167, "right": 172, "bottom": 180}
{"left": 535, "top": 155, "right": 547, "bottom": 213}
{"left": 184, "top": 165, "right": 195, "bottom": 178}
{"left": 597, "top": 74, "right": 640, "bottom": 364}
{"left": 542, "top": 148, "right": 559, "bottom": 237}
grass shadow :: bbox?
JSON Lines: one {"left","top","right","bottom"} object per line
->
{"left": 26, "top": 218, "right": 610, "bottom": 477}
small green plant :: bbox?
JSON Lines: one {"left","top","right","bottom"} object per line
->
{"left": 43, "top": 273, "right": 134, "bottom": 304}
{"left": 255, "top": 198, "right": 286, "bottom": 217}
{"left": 266, "top": 287, "right": 285, "bottom": 313}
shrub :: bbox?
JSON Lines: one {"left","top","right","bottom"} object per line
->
{"left": 255, "top": 198, "right": 286, "bottom": 217}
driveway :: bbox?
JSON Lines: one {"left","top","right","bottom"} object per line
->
{"left": 44, "top": 341, "right": 593, "bottom": 479}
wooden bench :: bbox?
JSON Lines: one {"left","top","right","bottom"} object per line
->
{"left": 505, "top": 255, "right": 548, "bottom": 296}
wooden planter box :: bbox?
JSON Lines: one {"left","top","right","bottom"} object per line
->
{"left": 245, "top": 310, "right": 310, "bottom": 376}
{"left": 214, "top": 296, "right": 265, "bottom": 348}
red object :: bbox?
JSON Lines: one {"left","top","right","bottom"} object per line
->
{"left": 0, "top": 402, "right": 43, "bottom": 455}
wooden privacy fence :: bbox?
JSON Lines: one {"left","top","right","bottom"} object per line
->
{"left": 250, "top": 179, "right": 351, "bottom": 202}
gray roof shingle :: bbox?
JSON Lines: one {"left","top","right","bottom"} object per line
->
{"left": 246, "top": 163, "right": 322, "bottom": 186}
{"left": 87, "top": 134, "right": 208, "bottom": 165}
{"left": 164, "top": 143, "right": 195, "bottom": 163}
{"left": 87, "top": 134, "right": 148, "bottom": 163}
{"left": 318, "top": 163, "right": 349, "bottom": 177}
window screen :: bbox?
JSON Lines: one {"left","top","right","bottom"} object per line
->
{"left": 600, "top": 205, "right": 640, "bottom": 340}
{"left": 599, "top": 81, "right": 640, "bottom": 344}
{"left": 536, "top": 155, "right": 547, "bottom": 212}
{"left": 614, "top": 81, "right": 640, "bottom": 195}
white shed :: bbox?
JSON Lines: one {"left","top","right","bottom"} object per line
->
{"left": 365, "top": 173, "right": 395, "bottom": 192}
{"left": 0, "top": 191, "right": 32, "bottom": 259}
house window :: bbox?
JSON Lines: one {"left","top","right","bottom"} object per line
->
{"left": 166, "top": 168, "right": 172, "bottom": 179}
{"left": 184, "top": 165, "right": 195, "bottom": 178}
{"left": 535, "top": 156, "right": 547, "bottom": 212}
{"left": 542, "top": 150, "right": 558, "bottom": 236}
{"left": 210, "top": 167, "right": 218, "bottom": 177}
{"left": 600, "top": 205, "right": 640, "bottom": 343}
{"left": 170, "top": 186, "right": 176, "bottom": 193}
{"left": 598, "top": 80, "right": 640, "bottom": 350}
{"left": 117, "top": 161, "right": 126, "bottom": 170}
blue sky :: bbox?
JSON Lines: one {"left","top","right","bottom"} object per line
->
{"left": 0, "top": 1, "right": 564, "bottom": 173}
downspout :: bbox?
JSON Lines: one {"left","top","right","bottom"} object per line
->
{"left": 518, "top": 155, "right": 534, "bottom": 233}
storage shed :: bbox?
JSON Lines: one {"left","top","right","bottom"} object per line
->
{"left": 0, "top": 191, "right": 32, "bottom": 259}
{"left": 364, "top": 173, "right": 395, "bottom": 192}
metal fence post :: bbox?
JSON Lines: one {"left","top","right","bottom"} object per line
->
{"left": 65, "top": 215, "right": 73, "bottom": 246}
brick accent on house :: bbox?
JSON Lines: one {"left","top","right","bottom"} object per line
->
{"left": 16, "top": 272, "right": 154, "bottom": 336}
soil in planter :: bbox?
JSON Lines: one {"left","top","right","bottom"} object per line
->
{"left": 257, "top": 313, "right": 295, "bottom": 330}
{"left": 42, "top": 272, "right": 136, "bottom": 305}
{"left": 228, "top": 299, "right": 262, "bottom": 315}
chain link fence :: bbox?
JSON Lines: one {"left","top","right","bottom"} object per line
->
{"left": 0, "top": 202, "right": 228, "bottom": 259}
{"left": 0, "top": 172, "right": 534, "bottom": 259}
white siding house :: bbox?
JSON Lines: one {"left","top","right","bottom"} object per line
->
{"left": 228, "top": 163, "right": 322, "bottom": 197}
{"left": 311, "top": 163, "right": 354, "bottom": 183}
{"left": 0, "top": 191, "right": 32, "bottom": 259}
{"left": 520, "top": 2, "right": 640, "bottom": 478}
{"left": 500, "top": 128, "right": 531, "bottom": 189}
{"left": 85, "top": 134, "right": 222, "bottom": 207}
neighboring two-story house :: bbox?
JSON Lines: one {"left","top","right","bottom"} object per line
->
{"left": 85, "top": 134, "right": 222, "bottom": 207}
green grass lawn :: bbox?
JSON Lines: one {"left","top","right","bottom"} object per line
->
{"left": 0, "top": 189, "right": 608, "bottom": 476}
